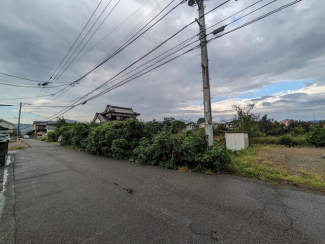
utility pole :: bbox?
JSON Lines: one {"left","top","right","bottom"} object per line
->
{"left": 189, "top": 0, "right": 214, "bottom": 147}
{"left": 35, "top": 120, "right": 37, "bottom": 139}
{"left": 17, "top": 102, "right": 22, "bottom": 138}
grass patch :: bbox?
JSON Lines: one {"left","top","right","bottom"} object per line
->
{"left": 8, "top": 146, "right": 26, "bottom": 151}
{"left": 229, "top": 145, "right": 325, "bottom": 191}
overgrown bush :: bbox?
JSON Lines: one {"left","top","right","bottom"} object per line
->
{"left": 278, "top": 134, "right": 310, "bottom": 147}
{"left": 111, "top": 138, "right": 128, "bottom": 159}
{"left": 47, "top": 132, "right": 57, "bottom": 142}
{"left": 54, "top": 119, "right": 231, "bottom": 172}
{"left": 87, "top": 119, "right": 144, "bottom": 157}
{"left": 293, "top": 135, "right": 309, "bottom": 146}
{"left": 278, "top": 134, "right": 297, "bottom": 147}
{"left": 308, "top": 128, "right": 325, "bottom": 147}
{"left": 132, "top": 128, "right": 176, "bottom": 167}
{"left": 251, "top": 136, "right": 278, "bottom": 145}
{"left": 60, "top": 126, "right": 74, "bottom": 146}
{"left": 71, "top": 123, "right": 90, "bottom": 150}
{"left": 132, "top": 128, "right": 231, "bottom": 170}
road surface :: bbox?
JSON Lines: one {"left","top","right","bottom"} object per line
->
{"left": 1, "top": 139, "right": 324, "bottom": 243}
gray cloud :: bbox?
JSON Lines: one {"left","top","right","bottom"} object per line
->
{"left": 0, "top": 0, "right": 324, "bottom": 123}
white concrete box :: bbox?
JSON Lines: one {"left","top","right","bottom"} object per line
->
{"left": 225, "top": 132, "right": 249, "bottom": 150}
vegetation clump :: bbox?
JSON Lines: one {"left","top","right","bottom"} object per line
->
{"left": 53, "top": 118, "right": 230, "bottom": 172}
{"left": 308, "top": 128, "right": 325, "bottom": 147}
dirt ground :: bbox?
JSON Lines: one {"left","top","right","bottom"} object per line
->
{"left": 257, "top": 147, "right": 325, "bottom": 181}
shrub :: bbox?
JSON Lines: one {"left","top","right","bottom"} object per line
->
{"left": 54, "top": 119, "right": 231, "bottom": 172}
{"left": 278, "top": 134, "right": 297, "bottom": 147}
{"left": 86, "top": 122, "right": 115, "bottom": 156}
{"left": 293, "top": 135, "right": 309, "bottom": 147}
{"left": 111, "top": 138, "right": 128, "bottom": 159}
{"left": 47, "top": 132, "right": 57, "bottom": 142}
{"left": 86, "top": 119, "right": 143, "bottom": 157}
{"left": 308, "top": 128, "right": 325, "bottom": 147}
{"left": 251, "top": 136, "right": 278, "bottom": 145}
{"left": 132, "top": 129, "right": 231, "bottom": 171}
{"left": 132, "top": 138, "right": 155, "bottom": 164}
{"left": 60, "top": 126, "right": 74, "bottom": 146}
{"left": 71, "top": 123, "right": 90, "bottom": 150}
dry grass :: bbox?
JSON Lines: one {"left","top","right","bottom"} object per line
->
{"left": 258, "top": 147, "right": 325, "bottom": 181}
{"left": 230, "top": 145, "right": 325, "bottom": 191}
{"left": 178, "top": 166, "right": 191, "bottom": 172}
{"left": 8, "top": 141, "right": 28, "bottom": 151}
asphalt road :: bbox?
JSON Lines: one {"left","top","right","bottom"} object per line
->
{"left": 1, "top": 139, "right": 324, "bottom": 244}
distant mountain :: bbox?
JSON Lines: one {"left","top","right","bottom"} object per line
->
{"left": 65, "top": 119, "right": 79, "bottom": 124}
{"left": 14, "top": 124, "right": 33, "bottom": 135}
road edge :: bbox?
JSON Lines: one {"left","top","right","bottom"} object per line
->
{"left": 0, "top": 153, "right": 16, "bottom": 243}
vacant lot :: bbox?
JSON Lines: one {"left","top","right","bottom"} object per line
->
{"left": 230, "top": 145, "right": 325, "bottom": 191}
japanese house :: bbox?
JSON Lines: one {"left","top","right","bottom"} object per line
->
{"left": 93, "top": 105, "right": 140, "bottom": 123}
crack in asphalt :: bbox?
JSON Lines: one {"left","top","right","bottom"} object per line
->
{"left": 38, "top": 187, "right": 74, "bottom": 199}
{"left": 113, "top": 182, "right": 135, "bottom": 195}
{"left": 189, "top": 223, "right": 218, "bottom": 241}
{"left": 14, "top": 169, "right": 72, "bottom": 182}
{"left": 246, "top": 187, "right": 311, "bottom": 243}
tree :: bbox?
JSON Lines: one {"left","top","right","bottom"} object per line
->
{"left": 56, "top": 117, "right": 68, "bottom": 128}
{"left": 232, "top": 104, "right": 260, "bottom": 137}
{"left": 163, "top": 117, "right": 185, "bottom": 134}
{"left": 257, "top": 115, "right": 285, "bottom": 136}
{"left": 286, "top": 120, "right": 311, "bottom": 134}
{"left": 197, "top": 118, "right": 205, "bottom": 124}
{"left": 26, "top": 130, "right": 34, "bottom": 136}
{"left": 171, "top": 120, "right": 186, "bottom": 134}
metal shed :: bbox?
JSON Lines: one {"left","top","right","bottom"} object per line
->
{"left": 225, "top": 131, "right": 249, "bottom": 150}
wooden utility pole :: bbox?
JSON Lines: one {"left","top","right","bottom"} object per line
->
{"left": 198, "top": 0, "right": 213, "bottom": 147}
{"left": 17, "top": 102, "right": 22, "bottom": 138}
{"left": 188, "top": 0, "right": 214, "bottom": 147}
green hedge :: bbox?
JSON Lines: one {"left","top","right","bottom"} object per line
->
{"left": 251, "top": 136, "right": 278, "bottom": 145}
{"left": 308, "top": 128, "right": 325, "bottom": 147}
{"left": 56, "top": 119, "right": 231, "bottom": 171}
{"left": 251, "top": 135, "right": 309, "bottom": 147}
{"left": 47, "top": 132, "right": 57, "bottom": 142}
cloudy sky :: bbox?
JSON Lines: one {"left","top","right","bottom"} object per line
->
{"left": 0, "top": 0, "right": 324, "bottom": 124}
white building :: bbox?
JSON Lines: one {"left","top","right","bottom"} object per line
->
{"left": 184, "top": 122, "right": 198, "bottom": 131}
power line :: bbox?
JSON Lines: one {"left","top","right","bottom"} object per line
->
{"left": 52, "top": 0, "right": 115, "bottom": 82}
{"left": 207, "top": 0, "right": 265, "bottom": 30}
{"left": 89, "top": 0, "right": 280, "bottom": 96}
{"left": 70, "top": 0, "right": 181, "bottom": 86}
{"left": 47, "top": 0, "right": 104, "bottom": 82}
{"left": 36, "top": 0, "right": 119, "bottom": 104}
{"left": 0, "top": 71, "right": 45, "bottom": 83}
{"left": 208, "top": 0, "right": 278, "bottom": 30}
{"left": 0, "top": 82, "right": 68, "bottom": 88}
{"left": 46, "top": 0, "right": 233, "bottom": 108}
{"left": 34, "top": 0, "right": 115, "bottom": 102}
{"left": 38, "top": 0, "right": 234, "bottom": 118}
{"left": 30, "top": 0, "right": 161, "bottom": 109}
{"left": 59, "top": 0, "right": 153, "bottom": 73}
{"left": 0, "top": 95, "right": 52, "bottom": 101}
{"left": 43, "top": 0, "right": 301, "bottom": 121}
{"left": 54, "top": 0, "right": 122, "bottom": 81}
{"left": 32, "top": 0, "right": 177, "bottom": 108}
{"left": 28, "top": 0, "right": 105, "bottom": 106}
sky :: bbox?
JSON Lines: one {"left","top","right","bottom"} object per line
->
{"left": 0, "top": 0, "right": 324, "bottom": 124}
